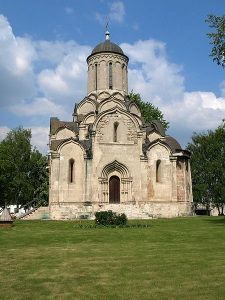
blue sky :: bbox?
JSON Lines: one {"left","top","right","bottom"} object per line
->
{"left": 0, "top": 0, "right": 225, "bottom": 152}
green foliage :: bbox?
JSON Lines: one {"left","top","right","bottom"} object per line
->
{"left": 95, "top": 210, "right": 127, "bottom": 226}
{"left": 129, "top": 91, "right": 169, "bottom": 130}
{"left": 206, "top": 14, "right": 225, "bottom": 67}
{"left": 187, "top": 123, "right": 225, "bottom": 214}
{"left": 0, "top": 127, "right": 48, "bottom": 208}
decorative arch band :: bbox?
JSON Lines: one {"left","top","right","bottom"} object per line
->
{"left": 101, "top": 160, "right": 130, "bottom": 179}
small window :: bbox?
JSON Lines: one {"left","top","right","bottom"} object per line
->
{"left": 122, "top": 64, "right": 125, "bottom": 90}
{"left": 156, "top": 159, "right": 162, "bottom": 183}
{"left": 185, "top": 160, "right": 189, "bottom": 172}
{"left": 95, "top": 63, "right": 98, "bottom": 90}
{"left": 69, "top": 159, "right": 75, "bottom": 183}
{"left": 109, "top": 62, "right": 113, "bottom": 89}
{"left": 113, "top": 122, "right": 119, "bottom": 142}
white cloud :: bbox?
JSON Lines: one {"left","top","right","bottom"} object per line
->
{"left": 9, "top": 97, "right": 66, "bottom": 117}
{"left": 64, "top": 7, "right": 74, "bottom": 15}
{"left": 30, "top": 126, "right": 49, "bottom": 154}
{"left": 122, "top": 39, "right": 225, "bottom": 146}
{"left": 95, "top": 1, "right": 125, "bottom": 25}
{"left": 122, "top": 39, "right": 185, "bottom": 104}
{"left": 0, "top": 126, "right": 10, "bottom": 141}
{"left": 0, "top": 15, "right": 36, "bottom": 106}
{"left": 1, "top": 14, "right": 225, "bottom": 151}
{"left": 0, "top": 15, "right": 90, "bottom": 113}
{"left": 109, "top": 1, "right": 125, "bottom": 23}
{"left": 37, "top": 46, "right": 89, "bottom": 102}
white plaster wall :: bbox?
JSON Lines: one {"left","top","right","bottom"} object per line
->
{"left": 147, "top": 144, "right": 172, "bottom": 201}
{"left": 54, "top": 142, "right": 85, "bottom": 204}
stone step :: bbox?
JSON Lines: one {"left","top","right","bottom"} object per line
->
{"left": 22, "top": 207, "right": 49, "bottom": 220}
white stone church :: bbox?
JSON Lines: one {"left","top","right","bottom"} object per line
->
{"left": 49, "top": 31, "right": 193, "bottom": 219}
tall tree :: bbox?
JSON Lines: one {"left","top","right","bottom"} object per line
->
{"left": 129, "top": 91, "right": 169, "bottom": 130}
{"left": 0, "top": 127, "right": 48, "bottom": 209}
{"left": 206, "top": 15, "right": 225, "bottom": 67}
{"left": 187, "top": 123, "right": 225, "bottom": 215}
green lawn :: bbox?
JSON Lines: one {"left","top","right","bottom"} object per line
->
{"left": 0, "top": 217, "right": 225, "bottom": 300}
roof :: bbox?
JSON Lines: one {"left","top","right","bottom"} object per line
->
{"left": 145, "top": 120, "right": 166, "bottom": 136}
{"left": 91, "top": 40, "right": 124, "bottom": 55}
{"left": 142, "top": 136, "right": 182, "bottom": 156}
{"left": 163, "top": 136, "right": 182, "bottom": 152}
{"left": 87, "top": 40, "right": 129, "bottom": 62}
{"left": 0, "top": 208, "right": 13, "bottom": 222}
{"left": 50, "top": 138, "right": 92, "bottom": 158}
{"left": 50, "top": 118, "right": 78, "bottom": 135}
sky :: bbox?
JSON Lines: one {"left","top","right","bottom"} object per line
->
{"left": 0, "top": 0, "right": 225, "bottom": 153}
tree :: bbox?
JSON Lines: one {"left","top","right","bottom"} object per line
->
{"left": 129, "top": 91, "right": 169, "bottom": 130}
{"left": 0, "top": 127, "right": 48, "bottom": 209}
{"left": 187, "top": 123, "right": 225, "bottom": 215}
{"left": 206, "top": 15, "right": 225, "bottom": 67}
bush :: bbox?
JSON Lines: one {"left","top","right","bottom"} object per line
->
{"left": 95, "top": 210, "right": 127, "bottom": 226}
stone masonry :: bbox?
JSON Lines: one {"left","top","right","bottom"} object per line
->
{"left": 48, "top": 31, "right": 193, "bottom": 219}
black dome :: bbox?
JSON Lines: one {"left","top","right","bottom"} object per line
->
{"left": 91, "top": 40, "right": 124, "bottom": 55}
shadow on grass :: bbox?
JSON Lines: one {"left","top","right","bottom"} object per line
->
{"left": 201, "top": 216, "right": 225, "bottom": 226}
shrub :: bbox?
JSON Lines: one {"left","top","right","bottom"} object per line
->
{"left": 95, "top": 210, "right": 127, "bottom": 226}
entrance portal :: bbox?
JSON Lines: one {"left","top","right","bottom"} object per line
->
{"left": 109, "top": 176, "right": 120, "bottom": 203}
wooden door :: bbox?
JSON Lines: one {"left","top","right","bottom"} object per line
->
{"left": 109, "top": 176, "right": 120, "bottom": 203}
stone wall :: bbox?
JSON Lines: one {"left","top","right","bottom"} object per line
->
{"left": 87, "top": 52, "right": 128, "bottom": 95}
{"left": 49, "top": 202, "right": 193, "bottom": 220}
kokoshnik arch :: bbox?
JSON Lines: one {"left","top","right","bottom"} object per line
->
{"left": 48, "top": 31, "right": 193, "bottom": 219}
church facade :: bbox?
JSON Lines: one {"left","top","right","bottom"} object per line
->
{"left": 49, "top": 32, "right": 193, "bottom": 219}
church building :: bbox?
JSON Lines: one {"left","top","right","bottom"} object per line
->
{"left": 49, "top": 31, "right": 193, "bottom": 219}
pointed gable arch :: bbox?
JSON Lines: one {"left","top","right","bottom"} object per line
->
{"left": 101, "top": 160, "right": 130, "bottom": 179}
{"left": 98, "top": 97, "right": 126, "bottom": 113}
{"left": 93, "top": 106, "right": 140, "bottom": 132}
{"left": 55, "top": 127, "right": 75, "bottom": 140}
{"left": 93, "top": 106, "right": 140, "bottom": 144}
{"left": 147, "top": 140, "right": 172, "bottom": 155}
{"left": 129, "top": 102, "right": 141, "bottom": 117}
{"left": 77, "top": 97, "right": 97, "bottom": 116}
{"left": 83, "top": 112, "right": 95, "bottom": 124}
{"left": 57, "top": 138, "right": 86, "bottom": 157}
{"left": 98, "top": 91, "right": 111, "bottom": 100}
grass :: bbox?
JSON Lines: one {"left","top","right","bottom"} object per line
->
{"left": 0, "top": 217, "right": 225, "bottom": 300}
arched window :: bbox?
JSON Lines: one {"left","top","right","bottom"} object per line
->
{"left": 95, "top": 63, "right": 98, "bottom": 90}
{"left": 122, "top": 64, "right": 125, "bottom": 90}
{"left": 113, "top": 122, "right": 119, "bottom": 142}
{"left": 156, "top": 159, "right": 162, "bottom": 183}
{"left": 69, "top": 159, "right": 75, "bottom": 183}
{"left": 109, "top": 62, "right": 113, "bottom": 89}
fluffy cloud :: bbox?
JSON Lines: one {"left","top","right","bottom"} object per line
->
{"left": 64, "top": 7, "right": 74, "bottom": 15}
{"left": 30, "top": 126, "right": 49, "bottom": 153}
{"left": 0, "top": 126, "right": 10, "bottom": 141}
{"left": 1, "top": 14, "right": 225, "bottom": 152}
{"left": 0, "top": 15, "right": 36, "bottom": 106}
{"left": 37, "top": 42, "right": 90, "bottom": 102}
{"left": 122, "top": 39, "right": 185, "bottom": 104}
{"left": 109, "top": 1, "right": 125, "bottom": 23}
{"left": 9, "top": 97, "right": 67, "bottom": 118}
{"left": 0, "top": 15, "right": 90, "bottom": 152}
{"left": 122, "top": 39, "right": 225, "bottom": 146}
{"left": 96, "top": 1, "right": 125, "bottom": 25}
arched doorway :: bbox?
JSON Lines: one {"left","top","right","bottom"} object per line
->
{"left": 109, "top": 176, "right": 120, "bottom": 203}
